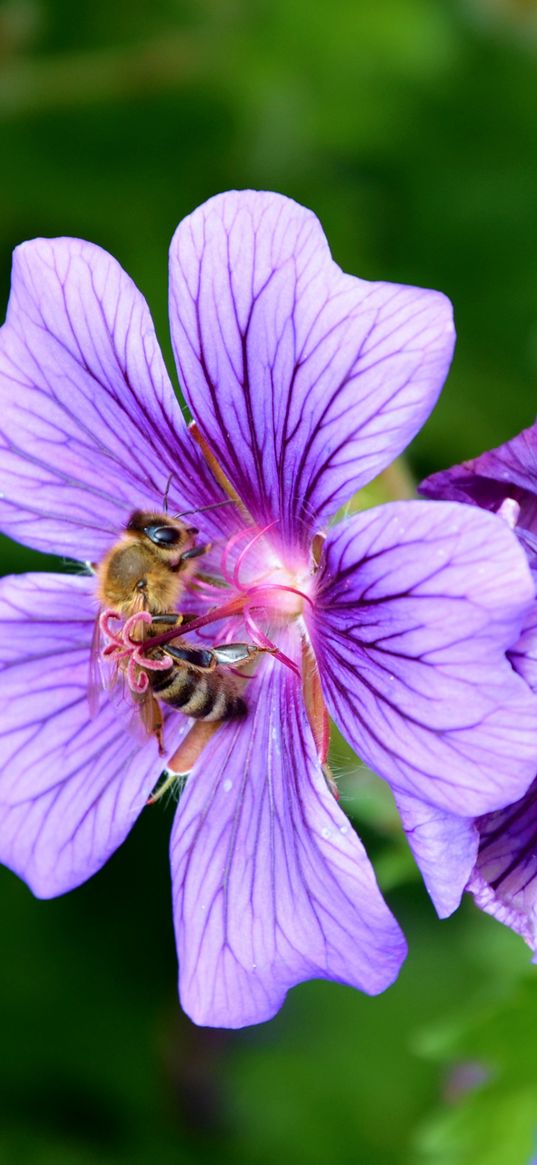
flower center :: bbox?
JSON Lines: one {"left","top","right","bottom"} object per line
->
{"left": 181, "top": 522, "right": 314, "bottom": 672}
{"left": 220, "top": 522, "right": 312, "bottom": 615}
{"left": 99, "top": 523, "right": 315, "bottom": 684}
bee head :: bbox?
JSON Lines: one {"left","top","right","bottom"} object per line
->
{"left": 126, "top": 511, "right": 198, "bottom": 556}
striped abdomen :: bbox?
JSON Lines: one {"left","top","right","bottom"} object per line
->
{"left": 148, "top": 649, "right": 247, "bottom": 721}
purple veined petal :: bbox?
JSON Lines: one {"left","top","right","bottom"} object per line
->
{"left": 420, "top": 419, "right": 537, "bottom": 548}
{"left": 509, "top": 601, "right": 537, "bottom": 695}
{"left": 308, "top": 500, "right": 537, "bottom": 818}
{"left": 0, "top": 572, "right": 188, "bottom": 897}
{"left": 170, "top": 646, "right": 406, "bottom": 1029}
{"left": 169, "top": 190, "right": 455, "bottom": 549}
{"left": 0, "top": 237, "right": 235, "bottom": 561}
{"left": 468, "top": 777, "right": 537, "bottom": 952}
{"left": 394, "top": 791, "right": 478, "bottom": 917}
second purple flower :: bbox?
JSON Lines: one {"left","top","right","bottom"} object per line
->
{"left": 422, "top": 420, "right": 537, "bottom": 951}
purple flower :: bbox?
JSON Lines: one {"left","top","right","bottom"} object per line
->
{"left": 1, "top": 191, "right": 536, "bottom": 1028}
{"left": 421, "top": 420, "right": 537, "bottom": 948}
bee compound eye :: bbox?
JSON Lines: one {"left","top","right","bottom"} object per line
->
{"left": 144, "top": 524, "right": 182, "bottom": 547}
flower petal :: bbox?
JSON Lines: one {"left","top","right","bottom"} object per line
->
{"left": 0, "top": 238, "right": 229, "bottom": 560}
{"left": 510, "top": 602, "right": 537, "bottom": 694}
{"left": 170, "top": 652, "right": 406, "bottom": 1028}
{"left": 394, "top": 791, "right": 478, "bottom": 917}
{"left": 0, "top": 572, "right": 187, "bottom": 896}
{"left": 169, "top": 190, "right": 455, "bottom": 547}
{"left": 420, "top": 420, "right": 537, "bottom": 551}
{"left": 309, "top": 500, "right": 537, "bottom": 818}
{"left": 468, "top": 778, "right": 537, "bottom": 951}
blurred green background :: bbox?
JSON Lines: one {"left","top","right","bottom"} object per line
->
{"left": 1, "top": 0, "right": 537, "bottom": 1162}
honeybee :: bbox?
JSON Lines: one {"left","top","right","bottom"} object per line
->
{"left": 93, "top": 508, "right": 265, "bottom": 740}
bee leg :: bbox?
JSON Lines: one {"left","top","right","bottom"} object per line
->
{"left": 211, "top": 643, "right": 275, "bottom": 667}
{"left": 151, "top": 695, "right": 166, "bottom": 755}
{"left": 159, "top": 641, "right": 270, "bottom": 672}
{"left": 150, "top": 613, "right": 184, "bottom": 626}
{"left": 148, "top": 613, "right": 184, "bottom": 638}
{"left": 153, "top": 610, "right": 198, "bottom": 628}
{"left": 164, "top": 644, "right": 216, "bottom": 669}
{"left": 178, "top": 542, "right": 212, "bottom": 563}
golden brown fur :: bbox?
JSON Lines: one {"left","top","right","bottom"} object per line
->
{"left": 96, "top": 510, "right": 198, "bottom": 617}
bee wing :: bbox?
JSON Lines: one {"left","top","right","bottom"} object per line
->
{"left": 87, "top": 613, "right": 104, "bottom": 717}
{"left": 105, "top": 674, "right": 157, "bottom": 745}
{"left": 88, "top": 608, "right": 162, "bottom": 747}
{"left": 133, "top": 688, "right": 163, "bottom": 745}
{"left": 88, "top": 610, "right": 125, "bottom": 714}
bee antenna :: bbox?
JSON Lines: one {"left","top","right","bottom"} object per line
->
{"left": 173, "top": 500, "right": 237, "bottom": 519}
{"left": 163, "top": 472, "right": 174, "bottom": 514}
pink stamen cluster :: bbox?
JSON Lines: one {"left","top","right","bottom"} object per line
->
{"left": 100, "top": 610, "right": 170, "bottom": 695}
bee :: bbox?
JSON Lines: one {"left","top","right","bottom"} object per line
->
{"left": 93, "top": 506, "right": 265, "bottom": 740}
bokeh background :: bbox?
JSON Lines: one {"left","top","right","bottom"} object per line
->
{"left": 1, "top": 1, "right": 537, "bottom": 1162}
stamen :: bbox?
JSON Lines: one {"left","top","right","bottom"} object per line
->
{"left": 311, "top": 532, "right": 326, "bottom": 569}
{"left": 166, "top": 719, "right": 220, "bottom": 778}
{"left": 302, "top": 639, "right": 329, "bottom": 763}
{"left": 232, "top": 521, "right": 279, "bottom": 590}
{"left": 246, "top": 582, "right": 314, "bottom": 609}
{"left": 188, "top": 420, "right": 252, "bottom": 522}
{"left": 497, "top": 497, "right": 520, "bottom": 530}
{"left": 242, "top": 606, "right": 301, "bottom": 677}
{"left": 140, "top": 596, "right": 251, "bottom": 648}
{"left": 220, "top": 527, "right": 252, "bottom": 587}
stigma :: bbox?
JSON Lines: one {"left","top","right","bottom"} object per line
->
{"left": 179, "top": 523, "right": 314, "bottom": 667}
{"left": 216, "top": 522, "right": 314, "bottom": 619}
